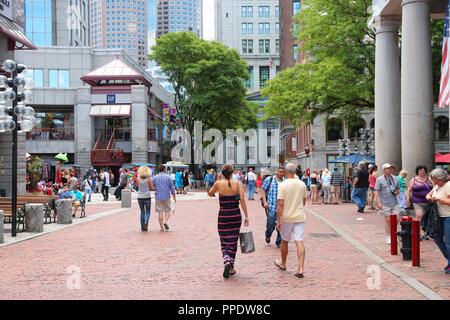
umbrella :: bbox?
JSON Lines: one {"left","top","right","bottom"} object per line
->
{"left": 55, "top": 153, "right": 68, "bottom": 162}
{"left": 132, "top": 163, "right": 156, "bottom": 167}
{"left": 329, "top": 154, "right": 375, "bottom": 165}
{"left": 436, "top": 153, "right": 450, "bottom": 163}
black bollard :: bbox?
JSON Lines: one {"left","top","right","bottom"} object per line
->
{"left": 397, "top": 216, "right": 412, "bottom": 261}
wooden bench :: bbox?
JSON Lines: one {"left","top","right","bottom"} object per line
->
{"left": 0, "top": 195, "right": 56, "bottom": 232}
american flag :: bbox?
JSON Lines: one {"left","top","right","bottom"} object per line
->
{"left": 438, "top": 0, "right": 450, "bottom": 108}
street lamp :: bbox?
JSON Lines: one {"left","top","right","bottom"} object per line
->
{"left": 338, "top": 138, "right": 351, "bottom": 156}
{"left": 358, "top": 128, "right": 375, "bottom": 156}
{"left": 0, "top": 59, "right": 35, "bottom": 237}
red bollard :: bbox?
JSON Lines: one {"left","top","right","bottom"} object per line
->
{"left": 390, "top": 214, "right": 398, "bottom": 255}
{"left": 412, "top": 220, "right": 420, "bottom": 267}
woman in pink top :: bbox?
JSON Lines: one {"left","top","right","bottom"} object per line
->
{"left": 368, "top": 165, "right": 378, "bottom": 210}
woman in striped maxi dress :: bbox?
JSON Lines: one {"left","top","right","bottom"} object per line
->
{"left": 208, "top": 164, "right": 249, "bottom": 279}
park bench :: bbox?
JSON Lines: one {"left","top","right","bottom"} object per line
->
{"left": 0, "top": 199, "right": 27, "bottom": 232}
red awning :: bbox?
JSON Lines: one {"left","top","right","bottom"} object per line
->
{"left": 0, "top": 16, "right": 36, "bottom": 50}
{"left": 436, "top": 153, "right": 450, "bottom": 163}
{"left": 148, "top": 107, "right": 162, "bottom": 120}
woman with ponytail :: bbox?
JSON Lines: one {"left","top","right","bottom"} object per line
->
{"left": 208, "top": 164, "right": 249, "bottom": 278}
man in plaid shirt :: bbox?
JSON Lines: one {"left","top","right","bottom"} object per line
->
{"left": 153, "top": 165, "right": 176, "bottom": 231}
{"left": 261, "top": 167, "right": 285, "bottom": 248}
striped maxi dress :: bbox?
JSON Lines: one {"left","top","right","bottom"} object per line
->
{"left": 218, "top": 194, "right": 242, "bottom": 265}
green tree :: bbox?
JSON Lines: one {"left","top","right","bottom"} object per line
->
{"left": 27, "top": 156, "right": 42, "bottom": 193}
{"left": 262, "top": 0, "right": 374, "bottom": 126}
{"left": 150, "top": 32, "right": 257, "bottom": 133}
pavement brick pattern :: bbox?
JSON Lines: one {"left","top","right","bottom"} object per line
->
{"left": 0, "top": 194, "right": 446, "bottom": 300}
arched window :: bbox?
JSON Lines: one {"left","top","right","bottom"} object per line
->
{"left": 326, "top": 118, "right": 343, "bottom": 142}
{"left": 435, "top": 116, "right": 449, "bottom": 141}
{"left": 348, "top": 118, "right": 366, "bottom": 139}
{"left": 370, "top": 119, "right": 375, "bottom": 129}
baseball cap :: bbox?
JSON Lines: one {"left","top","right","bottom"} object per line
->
{"left": 382, "top": 163, "right": 393, "bottom": 170}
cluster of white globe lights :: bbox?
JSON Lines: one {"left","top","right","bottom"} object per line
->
{"left": 0, "top": 59, "right": 35, "bottom": 133}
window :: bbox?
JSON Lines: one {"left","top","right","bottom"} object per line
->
{"left": 242, "top": 23, "right": 253, "bottom": 34}
{"left": 275, "top": 39, "right": 280, "bottom": 53}
{"left": 245, "top": 66, "right": 254, "bottom": 88}
{"left": 326, "top": 118, "right": 344, "bottom": 142}
{"left": 293, "top": 0, "right": 301, "bottom": 15}
{"left": 275, "top": 22, "right": 280, "bottom": 34}
{"left": 348, "top": 118, "right": 366, "bottom": 139}
{"left": 241, "top": 6, "right": 253, "bottom": 18}
{"left": 435, "top": 116, "right": 449, "bottom": 141}
{"left": 293, "top": 44, "right": 299, "bottom": 61}
{"left": 275, "top": 6, "right": 279, "bottom": 17}
{"left": 27, "top": 110, "right": 75, "bottom": 141}
{"left": 259, "top": 39, "right": 270, "bottom": 54}
{"left": 242, "top": 39, "right": 248, "bottom": 54}
{"left": 258, "top": 6, "right": 270, "bottom": 17}
{"left": 25, "top": 69, "right": 44, "bottom": 88}
{"left": 49, "top": 70, "right": 70, "bottom": 88}
{"left": 259, "top": 66, "right": 270, "bottom": 88}
{"left": 259, "top": 22, "right": 270, "bottom": 34}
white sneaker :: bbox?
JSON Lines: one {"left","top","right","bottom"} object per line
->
{"left": 386, "top": 236, "right": 391, "bottom": 244}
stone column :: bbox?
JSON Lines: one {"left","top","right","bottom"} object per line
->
{"left": 401, "top": 0, "right": 434, "bottom": 177}
{"left": 373, "top": 17, "right": 402, "bottom": 169}
{"left": 56, "top": 199, "right": 73, "bottom": 224}
{"left": 0, "top": 210, "right": 4, "bottom": 244}
{"left": 131, "top": 85, "right": 149, "bottom": 163}
{"left": 121, "top": 189, "right": 132, "bottom": 208}
{"left": 25, "top": 204, "right": 44, "bottom": 233}
{"left": 75, "top": 87, "right": 93, "bottom": 174}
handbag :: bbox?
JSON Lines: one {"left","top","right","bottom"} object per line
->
{"left": 239, "top": 228, "right": 256, "bottom": 254}
{"left": 422, "top": 203, "right": 443, "bottom": 239}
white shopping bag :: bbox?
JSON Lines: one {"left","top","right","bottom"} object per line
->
{"left": 170, "top": 199, "right": 176, "bottom": 214}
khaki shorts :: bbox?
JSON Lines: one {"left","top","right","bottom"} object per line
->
{"left": 381, "top": 205, "right": 400, "bottom": 216}
{"left": 280, "top": 222, "right": 305, "bottom": 242}
{"left": 156, "top": 199, "right": 171, "bottom": 213}
{"left": 72, "top": 201, "right": 81, "bottom": 207}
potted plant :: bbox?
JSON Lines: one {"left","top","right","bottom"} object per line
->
{"left": 27, "top": 156, "right": 43, "bottom": 194}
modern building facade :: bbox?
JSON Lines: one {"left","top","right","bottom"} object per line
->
{"left": 156, "top": 0, "right": 202, "bottom": 38}
{"left": 24, "top": 0, "right": 90, "bottom": 47}
{"left": 90, "top": 0, "right": 148, "bottom": 67}
{"left": 0, "top": 0, "right": 36, "bottom": 196}
{"left": 14, "top": 47, "right": 174, "bottom": 184}
{"left": 371, "top": 0, "right": 447, "bottom": 178}
{"left": 215, "top": 0, "right": 280, "bottom": 93}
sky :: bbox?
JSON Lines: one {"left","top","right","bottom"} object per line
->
{"left": 148, "top": 0, "right": 215, "bottom": 40}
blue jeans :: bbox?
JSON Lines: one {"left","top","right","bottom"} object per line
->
{"left": 248, "top": 181, "right": 256, "bottom": 200}
{"left": 434, "top": 217, "right": 450, "bottom": 266}
{"left": 352, "top": 187, "right": 368, "bottom": 209}
{"left": 138, "top": 198, "right": 151, "bottom": 229}
{"left": 85, "top": 189, "right": 92, "bottom": 202}
{"left": 265, "top": 209, "right": 281, "bottom": 246}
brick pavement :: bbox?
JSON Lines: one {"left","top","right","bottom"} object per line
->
{"left": 0, "top": 195, "right": 443, "bottom": 300}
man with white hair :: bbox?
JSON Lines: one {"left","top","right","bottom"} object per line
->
{"left": 274, "top": 163, "right": 307, "bottom": 278}
{"left": 375, "top": 163, "right": 400, "bottom": 244}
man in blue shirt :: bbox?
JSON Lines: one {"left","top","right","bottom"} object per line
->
{"left": 261, "top": 167, "right": 285, "bottom": 248}
{"left": 204, "top": 169, "right": 216, "bottom": 192}
{"left": 153, "top": 165, "right": 176, "bottom": 231}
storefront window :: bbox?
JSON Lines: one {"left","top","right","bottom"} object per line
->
{"left": 27, "top": 110, "right": 74, "bottom": 140}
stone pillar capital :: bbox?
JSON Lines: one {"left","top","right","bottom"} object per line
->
{"left": 372, "top": 16, "right": 402, "bottom": 34}
{"left": 402, "top": 0, "right": 431, "bottom": 7}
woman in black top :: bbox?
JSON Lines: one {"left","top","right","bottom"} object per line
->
{"left": 183, "top": 170, "right": 190, "bottom": 194}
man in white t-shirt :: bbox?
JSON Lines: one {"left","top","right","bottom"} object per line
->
{"left": 274, "top": 163, "right": 307, "bottom": 279}
{"left": 102, "top": 169, "right": 111, "bottom": 201}
{"left": 246, "top": 168, "right": 257, "bottom": 200}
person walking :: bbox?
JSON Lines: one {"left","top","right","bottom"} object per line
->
{"left": 82, "top": 175, "right": 93, "bottom": 202}
{"left": 406, "top": 165, "right": 433, "bottom": 240}
{"left": 321, "top": 168, "right": 332, "bottom": 204}
{"left": 426, "top": 168, "right": 450, "bottom": 274}
{"left": 136, "top": 166, "right": 155, "bottom": 232}
{"left": 246, "top": 168, "right": 257, "bottom": 200}
{"left": 256, "top": 173, "right": 262, "bottom": 194}
{"left": 352, "top": 162, "right": 370, "bottom": 213}
{"left": 261, "top": 167, "right": 285, "bottom": 248}
{"left": 375, "top": 163, "right": 400, "bottom": 244}
{"left": 175, "top": 169, "right": 183, "bottom": 194}
{"left": 274, "top": 163, "right": 308, "bottom": 278}
{"left": 153, "top": 165, "right": 177, "bottom": 231}
{"left": 368, "top": 165, "right": 378, "bottom": 210}
{"left": 310, "top": 170, "right": 319, "bottom": 204}
{"left": 208, "top": 164, "right": 249, "bottom": 279}
{"left": 115, "top": 169, "right": 129, "bottom": 201}
{"left": 102, "top": 169, "right": 111, "bottom": 201}
{"left": 182, "top": 170, "right": 190, "bottom": 194}
{"left": 204, "top": 169, "right": 216, "bottom": 193}
{"left": 330, "top": 168, "right": 344, "bottom": 205}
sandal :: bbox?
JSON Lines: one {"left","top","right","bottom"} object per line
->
{"left": 274, "top": 260, "right": 286, "bottom": 271}
{"left": 295, "top": 273, "right": 304, "bottom": 278}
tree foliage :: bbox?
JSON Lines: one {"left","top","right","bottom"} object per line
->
{"left": 150, "top": 32, "right": 257, "bottom": 132}
{"left": 262, "top": 0, "right": 375, "bottom": 126}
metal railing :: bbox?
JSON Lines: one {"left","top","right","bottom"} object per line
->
{"left": 26, "top": 127, "right": 74, "bottom": 141}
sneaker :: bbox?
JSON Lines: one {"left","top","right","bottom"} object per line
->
{"left": 386, "top": 236, "right": 391, "bottom": 244}
{"left": 265, "top": 236, "right": 270, "bottom": 244}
